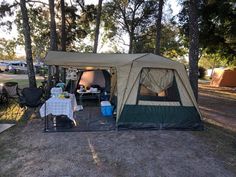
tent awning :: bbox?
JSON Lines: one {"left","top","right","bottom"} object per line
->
{"left": 44, "top": 51, "right": 148, "bottom": 67}
{"left": 44, "top": 51, "right": 183, "bottom": 69}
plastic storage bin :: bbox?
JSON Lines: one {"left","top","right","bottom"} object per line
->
{"left": 100, "top": 101, "right": 113, "bottom": 116}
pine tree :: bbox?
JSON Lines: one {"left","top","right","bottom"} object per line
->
{"left": 20, "top": 0, "right": 37, "bottom": 88}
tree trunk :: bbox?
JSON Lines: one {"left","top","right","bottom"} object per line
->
{"left": 49, "top": 0, "right": 59, "bottom": 83}
{"left": 60, "top": 0, "right": 66, "bottom": 83}
{"left": 155, "top": 0, "right": 164, "bottom": 55}
{"left": 49, "top": 0, "right": 58, "bottom": 51}
{"left": 189, "top": 0, "right": 199, "bottom": 100}
{"left": 61, "top": 0, "right": 66, "bottom": 51}
{"left": 128, "top": 31, "right": 134, "bottom": 54}
{"left": 93, "top": 0, "right": 103, "bottom": 53}
{"left": 20, "top": 0, "right": 37, "bottom": 88}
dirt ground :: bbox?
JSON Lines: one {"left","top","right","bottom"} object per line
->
{"left": 0, "top": 121, "right": 236, "bottom": 177}
{"left": 0, "top": 82, "right": 236, "bottom": 177}
{"left": 199, "top": 82, "right": 236, "bottom": 131}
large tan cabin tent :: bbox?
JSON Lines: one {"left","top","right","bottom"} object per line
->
{"left": 210, "top": 68, "right": 236, "bottom": 87}
{"left": 44, "top": 51, "right": 203, "bottom": 130}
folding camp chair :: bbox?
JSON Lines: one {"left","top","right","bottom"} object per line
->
{"left": 3, "top": 82, "right": 20, "bottom": 99}
{"left": 19, "top": 87, "right": 44, "bottom": 109}
{"left": 17, "top": 87, "right": 44, "bottom": 120}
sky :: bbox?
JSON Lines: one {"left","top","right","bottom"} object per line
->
{"left": 0, "top": 0, "right": 181, "bottom": 55}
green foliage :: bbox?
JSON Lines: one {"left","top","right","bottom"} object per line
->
{"left": 58, "top": 3, "right": 96, "bottom": 48}
{"left": 0, "top": 1, "right": 18, "bottom": 30}
{"left": 177, "top": 0, "right": 236, "bottom": 62}
{"left": 102, "top": 2, "right": 118, "bottom": 40}
{"left": 15, "top": 3, "right": 91, "bottom": 57}
{"left": 15, "top": 7, "right": 50, "bottom": 59}
{"left": 0, "top": 2, "right": 18, "bottom": 60}
{"left": 0, "top": 38, "right": 17, "bottom": 60}
{"left": 1, "top": 0, "right": 98, "bottom": 58}
{"left": 199, "top": 52, "right": 230, "bottom": 69}
{"left": 102, "top": 0, "right": 158, "bottom": 52}
{"left": 67, "top": 41, "right": 93, "bottom": 52}
{"left": 133, "top": 24, "right": 187, "bottom": 59}
{"left": 200, "top": 0, "right": 236, "bottom": 61}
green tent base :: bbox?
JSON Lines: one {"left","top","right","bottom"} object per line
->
{"left": 118, "top": 105, "right": 203, "bottom": 130}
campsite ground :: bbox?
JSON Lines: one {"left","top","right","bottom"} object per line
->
{"left": 0, "top": 120, "right": 236, "bottom": 177}
{"left": 0, "top": 78, "right": 236, "bottom": 176}
{"left": 199, "top": 82, "right": 236, "bottom": 132}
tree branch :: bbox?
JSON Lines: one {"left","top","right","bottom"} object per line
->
{"left": 77, "top": 0, "right": 85, "bottom": 11}
{"left": 115, "top": 2, "right": 130, "bottom": 33}
{"left": 25, "top": 0, "right": 49, "bottom": 6}
{"left": 1, "top": 1, "right": 19, "bottom": 10}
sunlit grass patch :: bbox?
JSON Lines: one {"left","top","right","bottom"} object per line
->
{"left": 0, "top": 100, "right": 25, "bottom": 123}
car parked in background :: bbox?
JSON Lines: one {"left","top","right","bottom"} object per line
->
{"left": 0, "top": 62, "right": 10, "bottom": 72}
{"left": 8, "top": 61, "right": 28, "bottom": 74}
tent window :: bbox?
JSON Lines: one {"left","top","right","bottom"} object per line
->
{"left": 138, "top": 68, "right": 180, "bottom": 102}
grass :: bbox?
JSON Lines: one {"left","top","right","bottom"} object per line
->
{"left": 0, "top": 100, "right": 25, "bottom": 123}
{"left": 0, "top": 79, "right": 43, "bottom": 89}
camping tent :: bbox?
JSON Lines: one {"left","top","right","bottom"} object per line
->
{"left": 210, "top": 68, "right": 236, "bottom": 87}
{"left": 45, "top": 51, "right": 203, "bottom": 130}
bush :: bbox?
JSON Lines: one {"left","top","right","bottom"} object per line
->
{"left": 38, "top": 67, "right": 48, "bottom": 76}
{"left": 198, "top": 66, "right": 206, "bottom": 79}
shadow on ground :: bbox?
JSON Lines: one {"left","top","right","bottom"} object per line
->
{"left": 199, "top": 83, "right": 236, "bottom": 131}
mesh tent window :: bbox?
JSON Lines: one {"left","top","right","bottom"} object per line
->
{"left": 137, "top": 68, "right": 180, "bottom": 102}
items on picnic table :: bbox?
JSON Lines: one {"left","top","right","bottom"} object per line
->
{"left": 51, "top": 87, "right": 62, "bottom": 97}
{"left": 51, "top": 87, "right": 71, "bottom": 99}
{"left": 56, "top": 82, "right": 66, "bottom": 90}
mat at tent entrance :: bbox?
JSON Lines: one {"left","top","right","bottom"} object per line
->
{"left": 45, "top": 107, "right": 116, "bottom": 132}
{"left": 0, "top": 124, "right": 15, "bottom": 133}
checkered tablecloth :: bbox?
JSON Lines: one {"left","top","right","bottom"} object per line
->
{"left": 40, "top": 94, "right": 77, "bottom": 125}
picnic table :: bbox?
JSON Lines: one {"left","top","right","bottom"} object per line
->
{"left": 40, "top": 94, "right": 78, "bottom": 130}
